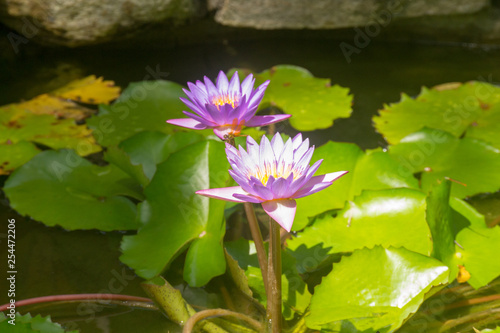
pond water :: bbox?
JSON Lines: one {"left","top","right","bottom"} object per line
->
{"left": 1, "top": 35, "right": 500, "bottom": 332}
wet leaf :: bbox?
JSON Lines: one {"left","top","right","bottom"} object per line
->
{"left": 426, "top": 180, "right": 458, "bottom": 279}
{"left": 293, "top": 141, "right": 419, "bottom": 230}
{"left": 306, "top": 246, "right": 449, "bottom": 332}
{"left": 230, "top": 65, "right": 353, "bottom": 131}
{"left": 4, "top": 149, "right": 140, "bottom": 231}
{"left": 388, "top": 128, "right": 500, "bottom": 198}
{"left": 0, "top": 312, "right": 78, "bottom": 332}
{"left": 12, "top": 93, "right": 93, "bottom": 120}
{"left": 87, "top": 81, "right": 187, "bottom": 147}
{"left": 0, "top": 107, "right": 101, "bottom": 156}
{"left": 451, "top": 197, "right": 500, "bottom": 288}
{"left": 0, "top": 141, "right": 40, "bottom": 175}
{"left": 289, "top": 188, "right": 432, "bottom": 258}
{"left": 373, "top": 81, "right": 500, "bottom": 148}
{"left": 120, "top": 140, "right": 230, "bottom": 286}
{"left": 51, "top": 75, "right": 121, "bottom": 104}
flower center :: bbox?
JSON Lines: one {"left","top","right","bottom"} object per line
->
{"left": 250, "top": 162, "right": 301, "bottom": 186}
{"left": 211, "top": 93, "right": 239, "bottom": 110}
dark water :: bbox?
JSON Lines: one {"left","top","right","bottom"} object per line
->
{"left": 1, "top": 36, "right": 500, "bottom": 332}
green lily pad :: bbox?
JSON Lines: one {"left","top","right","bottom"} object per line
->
{"left": 0, "top": 140, "right": 40, "bottom": 175}
{"left": 426, "top": 180, "right": 458, "bottom": 279}
{"left": 87, "top": 81, "right": 187, "bottom": 147}
{"left": 373, "top": 81, "right": 500, "bottom": 148}
{"left": 451, "top": 197, "right": 500, "bottom": 288}
{"left": 105, "top": 131, "right": 205, "bottom": 186}
{"left": 0, "top": 106, "right": 100, "bottom": 156}
{"left": 0, "top": 312, "right": 78, "bottom": 332}
{"left": 120, "top": 140, "right": 230, "bottom": 286}
{"left": 293, "top": 141, "right": 419, "bottom": 230}
{"left": 230, "top": 65, "right": 353, "bottom": 131}
{"left": 289, "top": 188, "right": 432, "bottom": 259}
{"left": 388, "top": 128, "right": 500, "bottom": 198}
{"left": 4, "top": 149, "right": 140, "bottom": 231}
{"left": 306, "top": 246, "right": 449, "bottom": 332}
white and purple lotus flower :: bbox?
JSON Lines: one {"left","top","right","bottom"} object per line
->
{"left": 197, "top": 133, "right": 348, "bottom": 231}
{"left": 167, "top": 71, "right": 291, "bottom": 139}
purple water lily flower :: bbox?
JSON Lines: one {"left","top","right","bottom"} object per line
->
{"left": 196, "top": 133, "right": 348, "bottom": 231}
{"left": 167, "top": 71, "right": 291, "bottom": 140}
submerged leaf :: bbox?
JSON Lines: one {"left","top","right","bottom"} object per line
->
{"left": 4, "top": 149, "right": 140, "bottom": 231}
{"left": 307, "top": 246, "right": 449, "bottom": 332}
{"left": 0, "top": 312, "right": 78, "bottom": 332}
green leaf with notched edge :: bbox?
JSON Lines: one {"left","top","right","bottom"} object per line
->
{"left": 289, "top": 188, "right": 432, "bottom": 260}
{"left": 451, "top": 197, "right": 500, "bottom": 289}
{"left": 0, "top": 312, "right": 78, "bottom": 332}
{"left": 373, "top": 81, "right": 500, "bottom": 148}
{"left": 105, "top": 131, "right": 205, "bottom": 186}
{"left": 388, "top": 128, "right": 500, "bottom": 198}
{"left": 293, "top": 141, "right": 419, "bottom": 231}
{"left": 87, "top": 81, "right": 187, "bottom": 147}
{"left": 229, "top": 65, "right": 353, "bottom": 131}
{"left": 120, "top": 140, "right": 230, "bottom": 286}
{"left": 307, "top": 246, "right": 449, "bottom": 332}
{"left": 4, "top": 149, "right": 140, "bottom": 231}
{"left": 0, "top": 106, "right": 100, "bottom": 156}
{"left": 0, "top": 140, "right": 40, "bottom": 175}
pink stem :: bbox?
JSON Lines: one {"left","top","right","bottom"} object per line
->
{"left": 0, "top": 294, "right": 152, "bottom": 312}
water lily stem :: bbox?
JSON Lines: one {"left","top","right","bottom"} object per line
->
{"left": 227, "top": 135, "right": 269, "bottom": 296}
{"left": 182, "top": 308, "right": 262, "bottom": 333}
{"left": 266, "top": 218, "right": 282, "bottom": 333}
{"left": 244, "top": 202, "right": 269, "bottom": 295}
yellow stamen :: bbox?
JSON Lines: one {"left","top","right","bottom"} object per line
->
{"left": 211, "top": 93, "right": 239, "bottom": 109}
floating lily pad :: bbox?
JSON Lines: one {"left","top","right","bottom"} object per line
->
{"left": 293, "top": 141, "right": 419, "bottom": 230}
{"left": 105, "top": 131, "right": 205, "bottom": 186}
{"left": 0, "top": 106, "right": 101, "bottom": 156}
{"left": 0, "top": 312, "right": 78, "bottom": 332}
{"left": 87, "top": 81, "right": 187, "bottom": 147}
{"left": 388, "top": 128, "right": 500, "bottom": 198}
{"left": 306, "top": 246, "right": 449, "bottom": 332}
{"left": 51, "top": 75, "right": 121, "bottom": 104}
{"left": 373, "top": 81, "right": 500, "bottom": 148}
{"left": 289, "top": 188, "right": 432, "bottom": 259}
{"left": 451, "top": 197, "right": 500, "bottom": 288}
{"left": 120, "top": 140, "right": 230, "bottom": 286}
{"left": 230, "top": 65, "right": 353, "bottom": 131}
{"left": 4, "top": 149, "right": 140, "bottom": 231}
{"left": 0, "top": 141, "right": 40, "bottom": 175}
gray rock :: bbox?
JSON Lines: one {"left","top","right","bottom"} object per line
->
{"left": 212, "top": 0, "right": 490, "bottom": 29}
{"left": 0, "top": 0, "right": 205, "bottom": 46}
